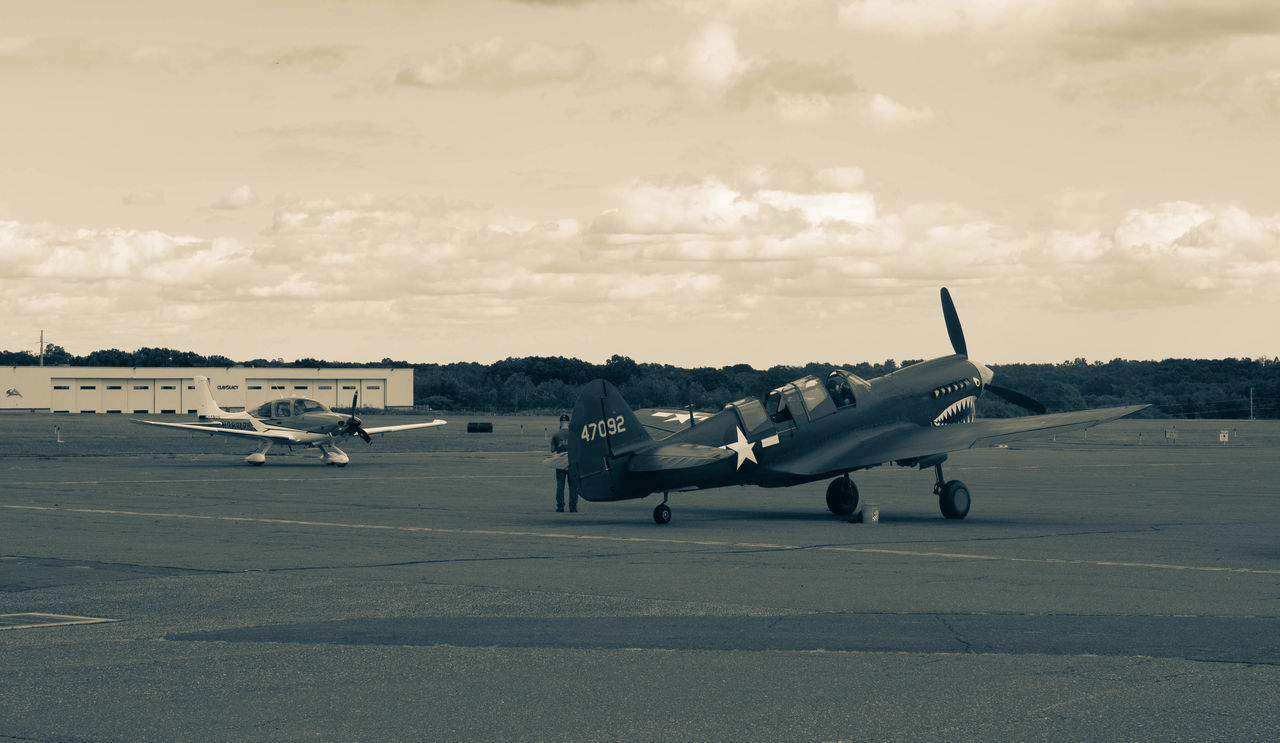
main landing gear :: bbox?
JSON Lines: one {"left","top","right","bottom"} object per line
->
{"left": 824, "top": 462, "right": 971, "bottom": 520}
{"left": 653, "top": 493, "right": 672, "bottom": 525}
{"left": 933, "top": 462, "right": 970, "bottom": 520}
{"left": 826, "top": 474, "right": 859, "bottom": 515}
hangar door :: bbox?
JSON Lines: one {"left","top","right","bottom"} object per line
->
{"left": 361, "top": 379, "right": 385, "bottom": 409}
{"left": 102, "top": 380, "right": 128, "bottom": 413}
{"left": 155, "top": 379, "right": 182, "bottom": 413}
{"left": 50, "top": 379, "right": 74, "bottom": 412}
{"left": 128, "top": 381, "right": 154, "bottom": 414}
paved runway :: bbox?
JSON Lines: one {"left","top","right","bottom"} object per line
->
{"left": 2, "top": 418, "right": 1279, "bottom": 741}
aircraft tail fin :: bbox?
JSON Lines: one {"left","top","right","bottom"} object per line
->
{"left": 193, "top": 376, "right": 229, "bottom": 419}
{"left": 567, "top": 379, "right": 652, "bottom": 502}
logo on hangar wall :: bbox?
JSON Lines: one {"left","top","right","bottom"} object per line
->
{"left": 5, "top": 388, "right": 21, "bottom": 398}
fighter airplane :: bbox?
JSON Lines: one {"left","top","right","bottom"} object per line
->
{"left": 135, "top": 376, "right": 446, "bottom": 466}
{"left": 560, "top": 288, "right": 1147, "bottom": 524}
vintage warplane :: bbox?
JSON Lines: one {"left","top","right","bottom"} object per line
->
{"left": 135, "top": 376, "right": 446, "bottom": 466}
{"left": 559, "top": 288, "right": 1147, "bottom": 524}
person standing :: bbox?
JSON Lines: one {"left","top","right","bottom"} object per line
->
{"left": 551, "top": 414, "right": 578, "bottom": 512}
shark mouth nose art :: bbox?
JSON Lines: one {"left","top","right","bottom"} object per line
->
{"left": 933, "top": 396, "right": 976, "bottom": 426}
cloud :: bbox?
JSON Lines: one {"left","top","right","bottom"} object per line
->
{"left": 122, "top": 190, "right": 166, "bottom": 206}
{"left": 634, "top": 24, "right": 861, "bottom": 113}
{"left": 837, "top": 0, "right": 1280, "bottom": 52}
{"left": 4, "top": 164, "right": 1278, "bottom": 362}
{"left": 866, "top": 93, "right": 936, "bottom": 126}
{"left": 395, "top": 37, "right": 593, "bottom": 89}
{"left": 630, "top": 24, "right": 939, "bottom": 126}
{"left": 211, "top": 186, "right": 257, "bottom": 210}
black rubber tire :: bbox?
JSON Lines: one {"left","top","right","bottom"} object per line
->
{"left": 653, "top": 503, "right": 672, "bottom": 525}
{"left": 825, "top": 477, "right": 859, "bottom": 515}
{"left": 939, "top": 480, "right": 971, "bottom": 519}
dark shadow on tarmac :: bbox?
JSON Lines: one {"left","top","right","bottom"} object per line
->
{"left": 169, "top": 613, "right": 1280, "bottom": 664}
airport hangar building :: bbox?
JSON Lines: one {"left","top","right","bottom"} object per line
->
{"left": 0, "top": 367, "right": 415, "bottom": 414}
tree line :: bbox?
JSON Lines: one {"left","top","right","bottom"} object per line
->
{"left": 4, "top": 345, "right": 1278, "bottom": 419}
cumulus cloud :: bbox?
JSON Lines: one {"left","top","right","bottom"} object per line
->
{"left": 4, "top": 164, "right": 1278, "bottom": 361}
{"left": 630, "top": 23, "right": 937, "bottom": 126}
{"left": 633, "top": 24, "right": 861, "bottom": 115}
{"left": 395, "top": 37, "right": 593, "bottom": 89}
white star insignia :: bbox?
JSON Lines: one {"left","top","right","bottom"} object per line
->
{"left": 722, "top": 427, "right": 757, "bottom": 469}
{"left": 650, "top": 410, "right": 707, "bottom": 425}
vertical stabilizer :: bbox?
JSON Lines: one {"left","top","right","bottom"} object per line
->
{"left": 567, "top": 379, "right": 651, "bottom": 501}
{"left": 193, "top": 376, "right": 230, "bottom": 419}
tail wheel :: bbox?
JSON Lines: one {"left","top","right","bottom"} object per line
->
{"left": 825, "top": 477, "right": 859, "bottom": 515}
{"left": 653, "top": 503, "right": 672, "bottom": 525}
{"left": 939, "top": 480, "right": 970, "bottom": 519}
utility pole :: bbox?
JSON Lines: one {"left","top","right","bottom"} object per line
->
{"left": 1250, "top": 387, "right": 1254, "bottom": 420}
{"left": 39, "top": 330, "right": 43, "bottom": 366}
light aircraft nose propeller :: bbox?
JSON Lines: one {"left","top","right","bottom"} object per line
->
{"left": 941, "top": 287, "right": 1046, "bottom": 415}
{"left": 342, "top": 391, "right": 372, "bottom": 443}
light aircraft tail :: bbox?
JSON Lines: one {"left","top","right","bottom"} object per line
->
{"left": 568, "top": 379, "right": 652, "bottom": 502}
{"left": 192, "top": 376, "right": 230, "bottom": 419}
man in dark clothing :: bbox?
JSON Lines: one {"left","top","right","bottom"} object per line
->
{"left": 551, "top": 414, "right": 578, "bottom": 512}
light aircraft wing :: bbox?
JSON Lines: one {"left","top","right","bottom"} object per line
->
{"left": 133, "top": 419, "right": 307, "bottom": 442}
{"left": 359, "top": 419, "right": 447, "bottom": 437}
{"left": 780, "top": 404, "right": 1150, "bottom": 476}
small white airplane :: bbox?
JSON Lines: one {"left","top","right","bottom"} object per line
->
{"left": 134, "top": 376, "right": 446, "bottom": 466}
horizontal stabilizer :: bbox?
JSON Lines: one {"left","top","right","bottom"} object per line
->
{"left": 627, "top": 443, "right": 736, "bottom": 472}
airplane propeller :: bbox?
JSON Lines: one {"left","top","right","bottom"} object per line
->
{"left": 940, "top": 287, "right": 967, "bottom": 357}
{"left": 941, "top": 287, "right": 1046, "bottom": 415}
{"left": 984, "top": 384, "right": 1047, "bottom": 415}
{"left": 341, "top": 391, "right": 372, "bottom": 443}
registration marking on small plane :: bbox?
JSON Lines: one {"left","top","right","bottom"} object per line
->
{"left": 0, "top": 613, "right": 119, "bottom": 631}
{"left": 6, "top": 504, "right": 1280, "bottom": 576}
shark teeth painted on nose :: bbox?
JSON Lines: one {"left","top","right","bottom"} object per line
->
{"left": 933, "top": 396, "right": 976, "bottom": 426}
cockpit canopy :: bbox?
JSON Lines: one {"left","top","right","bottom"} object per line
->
{"left": 825, "top": 369, "right": 870, "bottom": 408}
{"left": 255, "top": 398, "right": 331, "bottom": 419}
{"left": 764, "top": 369, "right": 870, "bottom": 426}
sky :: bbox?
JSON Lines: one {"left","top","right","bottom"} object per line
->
{"left": 2, "top": 0, "right": 1278, "bottom": 368}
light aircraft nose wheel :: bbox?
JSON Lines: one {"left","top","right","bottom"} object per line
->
{"left": 938, "top": 480, "right": 970, "bottom": 520}
{"left": 826, "top": 476, "right": 859, "bottom": 515}
{"left": 653, "top": 503, "right": 672, "bottom": 525}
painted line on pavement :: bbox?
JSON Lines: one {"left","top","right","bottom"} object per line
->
{"left": 3, "top": 504, "right": 1278, "bottom": 576}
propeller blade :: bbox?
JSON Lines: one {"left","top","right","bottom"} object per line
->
{"left": 986, "top": 384, "right": 1047, "bottom": 415}
{"left": 940, "top": 287, "right": 967, "bottom": 357}
{"left": 356, "top": 427, "right": 372, "bottom": 444}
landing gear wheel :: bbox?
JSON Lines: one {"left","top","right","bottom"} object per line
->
{"left": 939, "top": 480, "right": 970, "bottom": 520}
{"left": 653, "top": 503, "right": 672, "bottom": 525}
{"left": 337, "top": 463, "right": 347, "bottom": 468}
{"left": 825, "top": 476, "right": 859, "bottom": 515}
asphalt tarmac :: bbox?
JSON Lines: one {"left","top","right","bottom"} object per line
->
{"left": 2, "top": 416, "right": 1278, "bottom": 741}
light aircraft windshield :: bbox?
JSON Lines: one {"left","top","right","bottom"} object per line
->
{"left": 254, "top": 398, "right": 331, "bottom": 418}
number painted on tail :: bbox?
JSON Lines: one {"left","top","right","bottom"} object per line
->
{"left": 581, "top": 415, "right": 626, "bottom": 442}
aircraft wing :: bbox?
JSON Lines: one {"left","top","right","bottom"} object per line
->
{"left": 780, "top": 404, "right": 1150, "bottom": 476}
{"left": 634, "top": 409, "right": 713, "bottom": 439}
{"left": 359, "top": 419, "right": 447, "bottom": 437}
{"left": 132, "top": 419, "right": 307, "bottom": 442}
